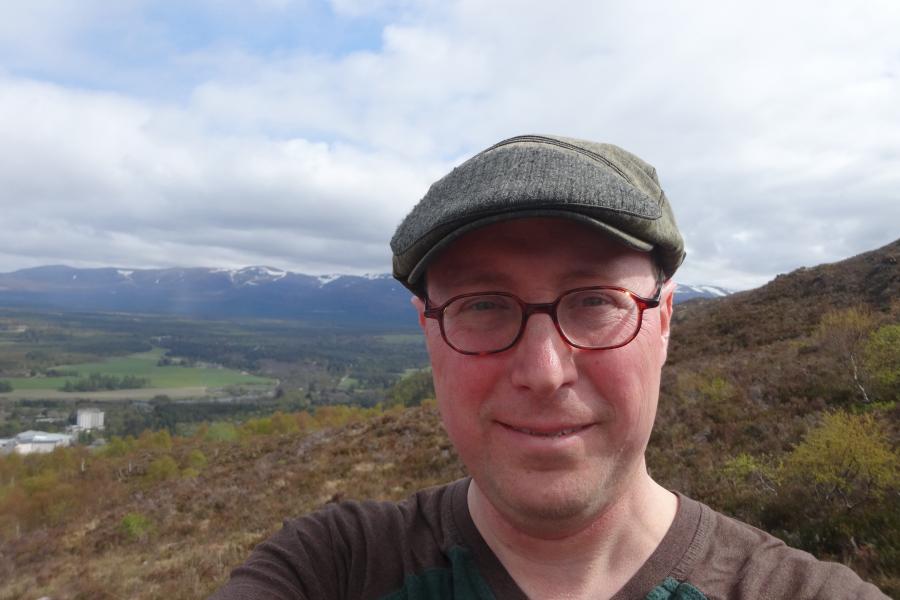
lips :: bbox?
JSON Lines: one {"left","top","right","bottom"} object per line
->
{"left": 502, "top": 423, "right": 592, "bottom": 438}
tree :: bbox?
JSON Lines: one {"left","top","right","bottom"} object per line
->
{"left": 815, "top": 307, "right": 876, "bottom": 403}
{"left": 385, "top": 370, "right": 435, "bottom": 407}
{"left": 863, "top": 324, "right": 900, "bottom": 401}
{"left": 773, "top": 410, "right": 900, "bottom": 565}
{"left": 780, "top": 411, "right": 899, "bottom": 507}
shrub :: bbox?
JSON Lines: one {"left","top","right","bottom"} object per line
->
{"left": 145, "top": 456, "right": 179, "bottom": 483}
{"left": 187, "top": 449, "right": 207, "bottom": 470}
{"left": 120, "top": 512, "right": 153, "bottom": 541}
{"left": 722, "top": 453, "right": 768, "bottom": 482}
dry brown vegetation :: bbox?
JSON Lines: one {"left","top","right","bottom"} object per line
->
{"left": 2, "top": 239, "right": 898, "bottom": 599}
{"left": 2, "top": 405, "right": 463, "bottom": 599}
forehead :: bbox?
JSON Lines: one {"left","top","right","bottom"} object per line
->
{"left": 426, "top": 217, "right": 655, "bottom": 296}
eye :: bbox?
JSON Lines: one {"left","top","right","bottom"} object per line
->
{"left": 566, "top": 290, "right": 617, "bottom": 309}
{"left": 579, "top": 294, "right": 614, "bottom": 307}
{"left": 460, "top": 297, "right": 510, "bottom": 312}
{"left": 562, "top": 289, "right": 631, "bottom": 315}
{"left": 470, "top": 301, "right": 498, "bottom": 311}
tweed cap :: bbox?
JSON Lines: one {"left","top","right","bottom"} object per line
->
{"left": 391, "top": 134, "right": 686, "bottom": 295}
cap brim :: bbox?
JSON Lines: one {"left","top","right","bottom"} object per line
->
{"left": 406, "top": 209, "right": 654, "bottom": 289}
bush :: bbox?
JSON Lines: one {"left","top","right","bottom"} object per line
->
{"left": 0, "top": 380, "right": 12, "bottom": 393}
{"left": 187, "top": 449, "right": 207, "bottom": 470}
{"left": 145, "top": 456, "right": 179, "bottom": 483}
{"left": 120, "top": 512, "right": 153, "bottom": 541}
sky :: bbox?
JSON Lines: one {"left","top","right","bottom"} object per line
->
{"left": 0, "top": 0, "right": 898, "bottom": 290}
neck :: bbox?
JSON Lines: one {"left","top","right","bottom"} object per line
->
{"left": 468, "top": 467, "right": 677, "bottom": 599}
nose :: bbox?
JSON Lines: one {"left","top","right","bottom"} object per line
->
{"left": 508, "top": 312, "right": 577, "bottom": 395}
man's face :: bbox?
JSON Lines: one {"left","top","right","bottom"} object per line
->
{"left": 416, "top": 218, "right": 674, "bottom": 533}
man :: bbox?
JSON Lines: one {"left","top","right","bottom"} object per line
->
{"left": 212, "top": 135, "right": 887, "bottom": 599}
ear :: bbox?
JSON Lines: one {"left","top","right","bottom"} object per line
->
{"left": 657, "top": 279, "right": 675, "bottom": 365}
{"left": 411, "top": 295, "right": 427, "bottom": 330}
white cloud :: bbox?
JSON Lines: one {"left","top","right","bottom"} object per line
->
{"left": 0, "top": 0, "right": 898, "bottom": 289}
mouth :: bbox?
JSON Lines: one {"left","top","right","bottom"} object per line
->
{"left": 501, "top": 423, "right": 592, "bottom": 438}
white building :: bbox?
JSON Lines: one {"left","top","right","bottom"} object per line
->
{"left": 76, "top": 408, "right": 105, "bottom": 430}
{"left": 12, "top": 430, "right": 73, "bottom": 454}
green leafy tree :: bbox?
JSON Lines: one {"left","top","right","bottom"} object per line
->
{"left": 816, "top": 307, "right": 876, "bottom": 403}
{"left": 772, "top": 411, "right": 900, "bottom": 569}
{"left": 781, "top": 411, "right": 899, "bottom": 505}
{"left": 863, "top": 324, "right": 900, "bottom": 401}
{"left": 386, "top": 370, "right": 435, "bottom": 407}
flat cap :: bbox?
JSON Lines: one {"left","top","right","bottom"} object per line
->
{"left": 391, "top": 134, "right": 686, "bottom": 295}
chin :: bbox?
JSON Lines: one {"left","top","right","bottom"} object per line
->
{"left": 483, "top": 468, "right": 613, "bottom": 531}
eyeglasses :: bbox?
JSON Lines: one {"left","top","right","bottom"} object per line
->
{"left": 424, "top": 284, "right": 662, "bottom": 355}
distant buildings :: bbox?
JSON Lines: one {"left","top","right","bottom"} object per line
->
{"left": 0, "top": 408, "right": 105, "bottom": 455}
{"left": 76, "top": 408, "right": 105, "bottom": 430}
{"left": 0, "top": 430, "right": 73, "bottom": 455}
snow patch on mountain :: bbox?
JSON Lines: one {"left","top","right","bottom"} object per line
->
{"left": 698, "top": 285, "right": 729, "bottom": 297}
{"left": 232, "top": 266, "right": 288, "bottom": 286}
{"left": 317, "top": 274, "right": 341, "bottom": 286}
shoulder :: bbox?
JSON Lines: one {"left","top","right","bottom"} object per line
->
{"left": 210, "top": 479, "right": 466, "bottom": 600}
{"left": 285, "top": 478, "right": 460, "bottom": 558}
{"left": 676, "top": 496, "right": 888, "bottom": 600}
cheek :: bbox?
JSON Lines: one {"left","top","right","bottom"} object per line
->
{"left": 427, "top": 328, "right": 483, "bottom": 423}
{"left": 425, "top": 327, "right": 508, "bottom": 448}
{"left": 579, "top": 340, "right": 662, "bottom": 434}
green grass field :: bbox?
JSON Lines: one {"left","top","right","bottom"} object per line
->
{"left": 378, "top": 333, "right": 423, "bottom": 344}
{"left": 3, "top": 348, "right": 273, "bottom": 392}
{"left": 337, "top": 375, "right": 360, "bottom": 391}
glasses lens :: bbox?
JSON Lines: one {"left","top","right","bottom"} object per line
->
{"left": 557, "top": 288, "right": 640, "bottom": 348}
{"left": 442, "top": 294, "right": 522, "bottom": 353}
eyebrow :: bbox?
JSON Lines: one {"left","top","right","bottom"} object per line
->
{"left": 435, "top": 270, "right": 515, "bottom": 293}
{"left": 434, "top": 267, "right": 629, "bottom": 296}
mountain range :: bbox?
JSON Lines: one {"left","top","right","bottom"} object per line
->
{"left": 0, "top": 265, "right": 732, "bottom": 325}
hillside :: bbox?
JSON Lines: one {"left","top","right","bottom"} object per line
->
{"left": 670, "top": 238, "right": 900, "bottom": 360}
{"left": 1, "top": 406, "right": 462, "bottom": 599}
{"left": 1, "top": 239, "right": 898, "bottom": 599}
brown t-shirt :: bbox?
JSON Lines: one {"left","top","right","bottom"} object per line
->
{"left": 209, "top": 478, "right": 888, "bottom": 599}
